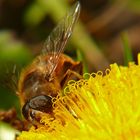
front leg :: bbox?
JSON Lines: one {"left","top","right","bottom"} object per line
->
{"left": 60, "top": 62, "right": 83, "bottom": 88}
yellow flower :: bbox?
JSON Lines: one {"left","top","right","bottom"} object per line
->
{"left": 18, "top": 54, "right": 140, "bottom": 140}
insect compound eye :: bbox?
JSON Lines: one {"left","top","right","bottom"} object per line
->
{"left": 28, "top": 95, "right": 53, "bottom": 113}
{"left": 22, "top": 101, "right": 30, "bottom": 120}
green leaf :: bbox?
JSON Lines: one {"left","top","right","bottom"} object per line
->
{"left": 127, "top": 0, "right": 140, "bottom": 13}
{"left": 76, "top": 49, "right": 88, "bottom": 73}
{"left": 121, "top": 32, "right": 133, "bottom": 66}
{"left": 0, "top": 31, "right": 33, "bottom": 65}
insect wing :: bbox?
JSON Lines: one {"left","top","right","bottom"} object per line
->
{"left": 0, "top": 63, "right": 21, "bottom": 92}
{"left": 41, "top": 2, "right": 81, "bottom": 78}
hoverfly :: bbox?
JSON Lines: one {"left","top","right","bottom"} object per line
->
{"left": 16, "top": 2, "right": 83, "bottom": 123}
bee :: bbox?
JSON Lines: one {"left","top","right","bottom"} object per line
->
{"left": 16, "top": 2, "right": 82, "bottom": 123}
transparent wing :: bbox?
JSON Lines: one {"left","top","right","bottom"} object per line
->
{"left": 41, "top": 2, "right": 81, "bottom": 78}
{"left": 0, "top": 63, "right": 21, "bottom": 92}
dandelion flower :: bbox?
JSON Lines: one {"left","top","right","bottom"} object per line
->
{"left": 18, "top": 54, "right": 140, "bottom": 140}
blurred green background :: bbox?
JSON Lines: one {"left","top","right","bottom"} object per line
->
{"left": 0, "top": 0, "right": 140, "bottom": 115}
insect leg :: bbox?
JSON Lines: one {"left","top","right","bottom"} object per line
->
{"left": 60, "top": 62, "right": 83, "bottom": 88}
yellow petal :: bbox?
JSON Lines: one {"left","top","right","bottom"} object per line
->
{"left": 18, "top": 60, "right": 140, "bottom": 140}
